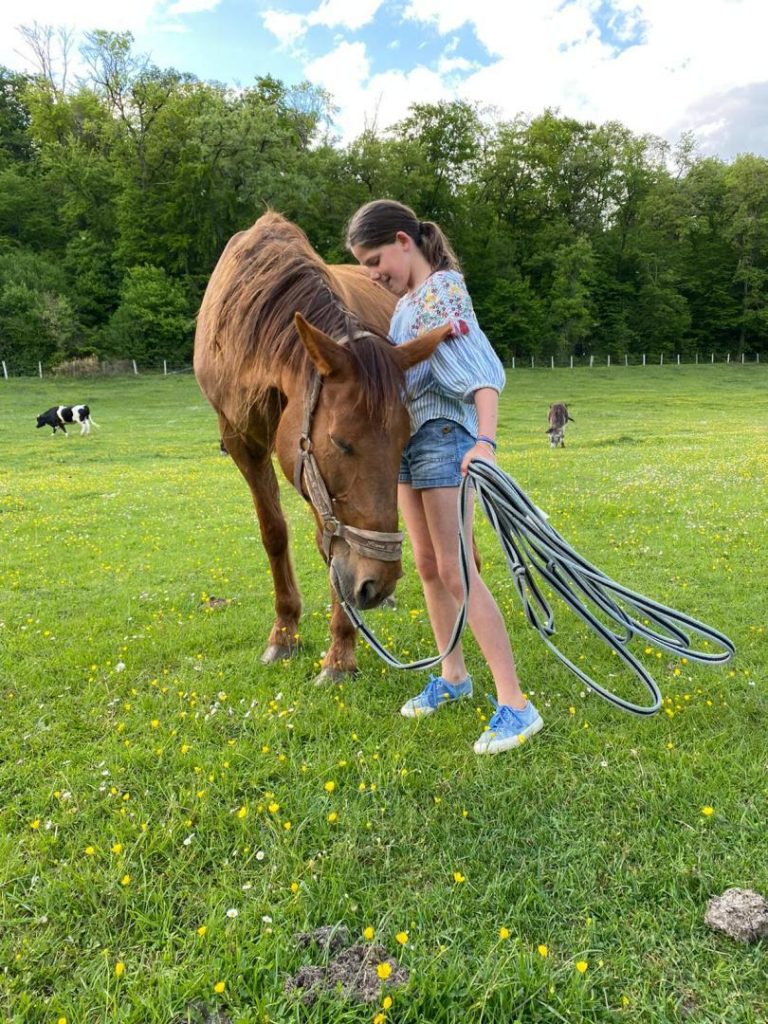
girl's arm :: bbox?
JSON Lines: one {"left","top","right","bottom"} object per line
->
{"left": 461, "top": 386, "right": 497, "bottom": 476}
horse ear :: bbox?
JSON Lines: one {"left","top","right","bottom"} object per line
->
{"left": 391, "top": 322, "right": 454, "bottom": 371}
{"left": 294, "top": 313, "right": 350, "bottom": 377}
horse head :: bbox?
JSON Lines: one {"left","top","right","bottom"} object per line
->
{"left": 274, "top": 313, "right": 454, "bottom": 611}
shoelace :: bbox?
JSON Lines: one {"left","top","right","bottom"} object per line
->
{"left": 421, "top": 675, "right": 450, "bottom": 706}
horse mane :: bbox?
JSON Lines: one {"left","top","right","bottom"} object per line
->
{"left": 199, "top": 212, "right": 403, "bottom": 423}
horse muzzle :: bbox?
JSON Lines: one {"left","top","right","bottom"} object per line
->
{"left": 330, "top": 552, "right": 402, "bottom": 610}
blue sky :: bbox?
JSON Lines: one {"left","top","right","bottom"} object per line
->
{"left": 2, "top": 0, "right": 767, "bottom": 158}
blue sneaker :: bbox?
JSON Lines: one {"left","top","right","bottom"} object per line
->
{"left": 473, "top": 696, "right": 543, "bottom": 754}
{"left": 400, "top": 674, "right": 473, "bottom": 718}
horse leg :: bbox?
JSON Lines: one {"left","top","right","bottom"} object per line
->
{"left": 315, "top": 587, "right": 359, "bottom": 685}
{"left": 221, "top": 423, "right": 301, "bottom": 663}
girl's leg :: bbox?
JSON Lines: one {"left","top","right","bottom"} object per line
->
{"left": 420, "top": 485, "right": 527, "bottom": 710}
{"left": 398, "top": 482, "right": 469, "bottom": 684}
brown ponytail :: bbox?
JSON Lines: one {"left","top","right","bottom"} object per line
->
{"left": 346, "top": 200, "right": 461, "bottom": 273}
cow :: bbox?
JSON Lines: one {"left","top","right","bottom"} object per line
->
{"left": 36, "top": 404, "right": 98, "bottom": 436}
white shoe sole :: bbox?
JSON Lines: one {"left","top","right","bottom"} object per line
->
{"left": 400, "top": 692, "right": 473, "bottom": 718}
{"left": 473, "top": 715, "right": 544, "bottom": 754}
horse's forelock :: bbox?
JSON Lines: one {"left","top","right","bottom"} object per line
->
{"left": 343, "top": 335, "right": 405, "bottom": 428}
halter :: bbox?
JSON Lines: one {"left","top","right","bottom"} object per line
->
{"left": 293, "top": 371, "right": 404, "bottom": 563}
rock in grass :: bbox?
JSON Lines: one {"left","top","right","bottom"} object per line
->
{"left": 704, "top": 888, "right": 768, "bottom": 943}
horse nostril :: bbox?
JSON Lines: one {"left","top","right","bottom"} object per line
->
{"left": 356, "top": 578, "right": 381, "bottom": 609}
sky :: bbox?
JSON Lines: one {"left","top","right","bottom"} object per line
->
{"left": 2, "top": 0, "right": 767, "bottom": 160}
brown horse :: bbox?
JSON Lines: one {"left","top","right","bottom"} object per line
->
{"left": 194, "top": 212, "right": 453, "bottom": 681}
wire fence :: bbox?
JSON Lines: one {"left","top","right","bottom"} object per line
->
{"left": 0, "top": 350, "right": 764, "bottom": 379}
{"left": 1, "top": 358, "right": 195, "bottom": 379}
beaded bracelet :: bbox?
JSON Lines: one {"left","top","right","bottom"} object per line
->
{"left": 476, "top": 434, "right": 497, "bottom": 451}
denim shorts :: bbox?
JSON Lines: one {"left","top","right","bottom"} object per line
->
{"left": 399, "top": 418, "right": 475, "bottom": 489}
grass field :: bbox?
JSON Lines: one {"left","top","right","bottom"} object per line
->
{"left": 1, "top": 367, "right": 766, "bottom": 1024}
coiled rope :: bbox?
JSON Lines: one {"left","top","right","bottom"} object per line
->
{"left": 332, "top": 459, "right": 735, "bottom": 716}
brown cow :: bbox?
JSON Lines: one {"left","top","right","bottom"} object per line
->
{"left": 547, "top": 403, "right": 574, "bottom": 447}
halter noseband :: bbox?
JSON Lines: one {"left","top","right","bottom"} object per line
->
{"left": 293, "top": 371, "right": 404, "bottom": 563}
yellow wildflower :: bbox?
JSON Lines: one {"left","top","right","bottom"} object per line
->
{"left": 395, "top": 931, "right": 408, "bottom": 945}
{"left": 363, "top": 926, "right": 375, "bottom": 941}
{"left": 499, "top": 927, "right": 510, "bottom": 940}
{"left": 537, "top": 944, "right": 549, "bottom": 958}
{"left": 214, "top": 980, "right": 226, "bottom": 994}
{"left": 114, "top": 961, "right": 125, "bottom": 977}
{"left": 575, "top": 960, "right": 588, "bottom": 974}
{"left": 376, "top": 962, "right": 392, "bottom": 980}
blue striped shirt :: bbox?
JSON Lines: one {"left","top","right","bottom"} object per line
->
{"left": 389, "top": 269, "right": 506, "bottom": 437}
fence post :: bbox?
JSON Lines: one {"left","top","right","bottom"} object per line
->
{"left": 642, "top": 354, "right": 646, "bottom": 366}
{"left": 1, "top": 360, "right": 7, "bottom": 380}
{"left": 550, "top": 356, "right": 554, "bottom": 369}
{"left": 589, "top": 354, "right": 594, "bottom": 367}
{"left": 726, "top": 353, "right": 730, "bottom": 364}
{"left": 757, "top": 353, "right": 760, "bottom": 364}
{"left": 512, "top": 356, "right": 515, "bottom": 370}
{"left": 132, "top": 359, "right": 139, "bottom": 375}
{"left": 163, "top": 359, "right": 168, "bottom": 376}
{"left": 660, "top": 353, "right": 664, "bottom": 365}
{"left": 607, "top": 354, "right": 611, "bottom": 367}
{"left": 531, "top": 355, "right": 535, "bottom": 369}
{"left": 624, "top": 354, "right": 628, "bottom": 366}
{"left": 711, "top": 352, "right": 714, "bottom": 363}
{"left": 741, "top": 352, "right": 745, "bottom": 364}
{"left": 695, "top": 352, "right": 699, "bottom": 364}
{"left": 677, "top": 353, "right": 680, "bottom": 365}
{"left": 570, "top": 355, "right": 573, "bottom": 369}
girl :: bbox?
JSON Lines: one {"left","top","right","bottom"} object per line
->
{"left": 346, "top": 199, "right": 543, "bottom": 754}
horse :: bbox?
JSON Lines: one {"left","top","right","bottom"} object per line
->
{"left": 194, "top": 212, "right": 454, "bottom": 682}
{"left": 546, "top": 403, "right": 574, "bottom": 448}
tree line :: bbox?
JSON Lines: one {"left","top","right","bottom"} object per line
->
{"left": 1, "top": 28, "right": 767, "bottom": 372}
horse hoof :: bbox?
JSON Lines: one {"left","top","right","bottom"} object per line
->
{"left": 313, "top": 667, "right": 352, "bottom": 686}
{"left": 261, "top": 644, "right": 296, "bottom": 664}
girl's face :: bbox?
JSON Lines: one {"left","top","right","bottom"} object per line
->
{"left": 351, "top": 231, "right": 423, "bottom": 297}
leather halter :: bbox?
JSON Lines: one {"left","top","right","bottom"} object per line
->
{"left": 293, "top": 371, "right": 404, "bottom": 563}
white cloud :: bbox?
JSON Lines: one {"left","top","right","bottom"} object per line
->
{"left": 400, "top": 0, "right": 768, "bottom": 145}
{"left": 304, "top": 39, "right": 450, "bottom": 140}
{"left": 263, "top": 0, "right": 386, "bottom": 52}
{"left": 309, "top": 0, "right": 387, "bottom": 32}
{"left": 261, "top": 9, "right": 308, "bottom": 50}
{"left": 167, "top": 0, "right": 222, "bottom": 14}
{"left": 0, "top": 0, "right": 163, "bottom": 74}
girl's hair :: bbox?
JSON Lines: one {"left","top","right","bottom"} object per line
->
{"left": 346, "top": 199, "right": 461, "bottom": 273}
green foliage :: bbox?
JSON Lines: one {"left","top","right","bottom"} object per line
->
{"left": 1, "top": 36, "right": 768, "bottom": 369}
{"left": 102, "top": 265, "right": 194, "bottom": 364}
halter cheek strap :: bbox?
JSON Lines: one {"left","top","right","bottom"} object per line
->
{"left": 294, "top": 372, "right": 403, "bottom": 563}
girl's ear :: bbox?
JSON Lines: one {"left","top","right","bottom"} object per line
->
{"left": 394, "top": 230, "right": 412, "bottom": 249}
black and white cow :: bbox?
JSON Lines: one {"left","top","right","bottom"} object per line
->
{"left": 36, "top": 404, "right": 98, "bottom": 436}
{"left": 546, "top": 403, "right": 574, "bottom": 448}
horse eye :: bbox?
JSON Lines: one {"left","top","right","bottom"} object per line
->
{"left": 330, "top": 436, "right": 354, "bottom": 455}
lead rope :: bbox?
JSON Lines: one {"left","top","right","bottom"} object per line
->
{"left": 331, "top": 459, "right": 735, "bottom": 716}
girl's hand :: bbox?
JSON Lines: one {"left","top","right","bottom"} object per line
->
{"left": 461, "top": 442, "right": 495, "bottom": 476}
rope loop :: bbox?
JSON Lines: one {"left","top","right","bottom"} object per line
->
{"left": 333, "top": 459, "right": 735, "bottom": 717}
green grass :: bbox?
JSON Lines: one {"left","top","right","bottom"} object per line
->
{"left": 1, "top": 367, "right": 766, "bottom": 1024}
